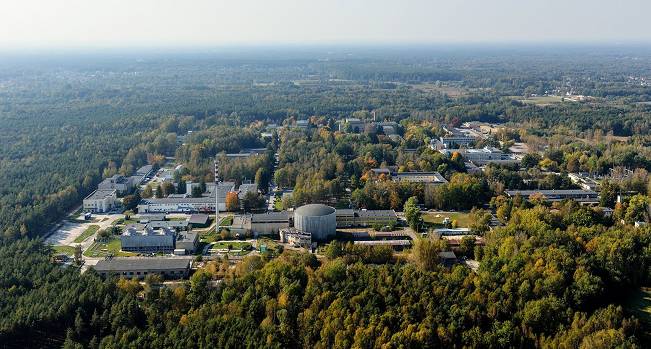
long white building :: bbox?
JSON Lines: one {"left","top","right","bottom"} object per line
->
{"left": 439, "top": 147, "right": 520, "bottom": 165}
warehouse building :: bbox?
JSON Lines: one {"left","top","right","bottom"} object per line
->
{"left": 93, "top": 257, "right": 191, "bottom": 279}
{"left": 83, "top": 189, "right": 117, "bottom": 213}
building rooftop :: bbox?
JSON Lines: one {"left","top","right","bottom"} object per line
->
{"left": 438, "top": 251, "right": 457, "bottom": 259}
{"left": 295, "top": 204, "right": 336, "bottom": 217}
{"left": 188, "top": 214, "right": 209, "bottom": 225}
{"left": 136, "top": 165, "right": 153, "bottom": 175}
{"left": 354, "top": 240, "right": 411, "bottom": 246}
{"left": 392, "top": 172, "right": 448, "bottom": 184}
{"left": 137, "top": 213, "right": 167, "bottom": 222}
{"left": 93, "top": 257, "right": 191, "bottom": 272}
{"left": 251, "top": 211, "right": 289, "bottom": 222}
{"left": 139, "top": 196, "right": 214, "bottom": 204}
{"left": 85, "top": 189, "right": 117, "bottom": 200}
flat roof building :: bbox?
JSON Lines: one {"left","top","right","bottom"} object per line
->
{"left": 505, "top": 189, "right": 599, "bottom": 204}
{"left": 392, "top": 172, "right": 448, "bottom": 186}
{"left": 175, "top": 231, "right": 199, "bottom": 255}
{"left": 439, "top": 147, "right": 520, "bottom": 166}
{"left": 120, "top": 226, "right": 175, "bottom": 254}
{"left": 83, "top": 189, "right": 117, "bottom": 213}
{"left": 93, "top": 257, "right": 191, "bottom": 279}
{"left": 336, "top": 209, "right": 397, "bottom": 228}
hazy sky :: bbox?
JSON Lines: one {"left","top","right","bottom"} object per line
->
{"left": 2, "top": 0, "right": 650, "bottom": 48}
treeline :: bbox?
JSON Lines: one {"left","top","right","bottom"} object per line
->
{"left": 2, "top": 201, "right": 648, "bottom": 347}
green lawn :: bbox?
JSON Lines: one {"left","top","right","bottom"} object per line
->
{"left": 219, "top": 215, "right": 233, "bottom": 226}
{"left": 422, "top": 211, "right": 473, "bottom": 228}
{"left": 52, "top": 245, "right": 76, "bottom": 255}
{"left": 200, "top": 231, "right": 219, "bottom": 243}
{"left": 112, "top": 218, "right": 137, "bottom": 226}
{"left": 73, "top": 225, "right": 100, "bottom": 243}
{"left": 212, "top": 241, "right": 252, "bottom": 250}
{"left": 83, "top": 237, "right": 136, "bottom": 257}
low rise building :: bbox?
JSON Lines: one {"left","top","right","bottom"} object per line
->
{"left": 568, "top": 173, "right": 601, "bottom": 191}
{"left": 434, "top": 227, "right": 472, "bottom": 236}
{"left": 137, "top": 196, "right": 215, "bottom": 213}
{"left": 83, "top": 189, "right": 117, "bottom": 213}
{"left": 188, "top": 214, "right": 210, "bottom": 228}
{"left": 279, "top": 228, "right": 312, "bottom": 248}
{"left": 438, "top": 127, "right": 478, "bottom": 148}
{"left": 93, "top": 257, "right": 191, "bottom": 279}
{"left": 175, "top": 231, "right": 199, "bottom": 254}
{"left": 353, "top": 240, "right": 411, "bottom": 250}
{"left": 505, "top": 189, "right": 599, "bottom": 204}
{"left": 439, "top": 147, "right": 520, "bottom": 165}
{"left": 392, "top": 172, "right": 448, "bottom": 186}
{"left": 336, "top": 209, "right": 398, "bottom": 228}
{"left": 238, "top": 183, "right": 258, "bottom": 199}
{"left": 251, "top": 211, "right": 290, "bottom": 235}
{"left": 338, "top": 118, "right": 366, "bottom": 133}
{"left": 98, "top": 175, "right": 135, "bottom": 194}
{"left": 120, "top": 226, "right": 175, "bottom": 254}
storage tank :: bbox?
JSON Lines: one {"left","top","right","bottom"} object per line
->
{"left": 294, "top": 204, "right": 336, "bottom": 241}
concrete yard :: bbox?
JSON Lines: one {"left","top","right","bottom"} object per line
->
{"left": 46, "top": 213, "right": 122, "bottom": 248}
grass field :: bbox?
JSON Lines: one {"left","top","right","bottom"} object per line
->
{"left": 83, "top": 237, "right": 136, "bottom": 257}
{"left": 52, "top": 245, "right": 76, "bottom": 255}
{"left": 73, "top": 225, "right": 100, "bottom": 243}
{"left": 514, "top": 95, "right": 564, "bottom": 106}
{"left": 626, "top": 287, "right": 651, "bottom": 325}
{"left": 219, "top": 216, "right": 233, "bottom": 226}
{"left": 212, "top": 241, "right": 252, "bottom": 250}
{"left": 422, "top": 211, "right": 473, "bottom": 228}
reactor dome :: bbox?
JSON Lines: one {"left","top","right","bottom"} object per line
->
{"left": 294, "top": 204, "right": 337, "bottom": 241}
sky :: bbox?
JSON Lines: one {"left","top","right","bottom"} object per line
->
{"left": 1, "top": 0, "right": 650, "bottom": 48}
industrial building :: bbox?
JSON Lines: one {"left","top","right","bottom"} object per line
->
{"left": 251, "top": 211, "right": 290, "bottom": 235}
{"left": 279, "top": 228, "right": 312, "bottom": 248}
{"left": 98, "top": 174, "right": 136, "bottom": 194}
{"left": 439, "top": 147, "right": 520, "bottom": 165}
{"left": 505, "top": 189, "right": 599, "bottom": 204}
{"left": 434, "top": 227, "right": 472, "bottom": 236}
{"left": 83, "top": 189, "right": 117, "bottom": 213}
{"left": 568, "top": 173, "right": 601, "bottom": 191}
{"left": 93, "top": 257, "right": 192, "bottom": 279}
{"left": 336, "top": 209, "right": 397, "bottom": 228}
{"left": 137, "top": 196, "right": 216, "bottom": 213}
{"left": 369, "top": 168, "right": 448, "bottom": 186}
{"left": 294, "top": 204, "right": 337, "bottom": 241}
{"left": 175, "top": 231, "right": 199, "bottom": 255}
{"left": 391, "top": 172, "right": 448, "bottom": 186}
{"left": 435, "top": 127, "right": 479, "bottom": 148}
{"left": 120, "top": 226, "right": 176, "bottom": 254}
{"left": 137, "top": 181, "right": 242, "bottom": 213}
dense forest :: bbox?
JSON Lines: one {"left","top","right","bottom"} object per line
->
{"left": 1, "top": 46, "right": 651, "bottom": 347}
